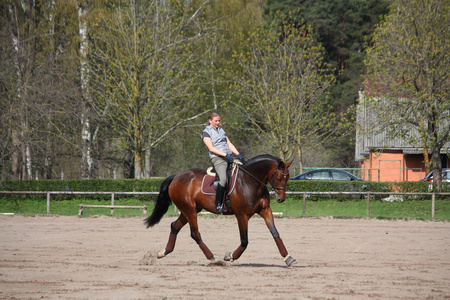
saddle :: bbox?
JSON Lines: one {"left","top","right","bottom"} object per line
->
{"left": 201, "top": 164, "right": 239, "bottom": 196}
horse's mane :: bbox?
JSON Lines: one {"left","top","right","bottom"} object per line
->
{"left": 244, "top": 154, "right": 283, "bottom": 167}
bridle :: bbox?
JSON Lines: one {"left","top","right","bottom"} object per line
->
{"left": 237, "top": 161, "right": 289, "bottom": 192}
{"left": 269, "top": 167, "right": 290, "bottom": 191}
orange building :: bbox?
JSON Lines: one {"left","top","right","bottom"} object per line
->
{"left": 357, "top": 149, "right": 445, "bottom": 182}
{"left": 356, "top": 91, "right": 450, "bottom": 182}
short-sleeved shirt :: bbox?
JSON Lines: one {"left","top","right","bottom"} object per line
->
{"left": 201, "top": 126, "right": 231, "bottom": 159}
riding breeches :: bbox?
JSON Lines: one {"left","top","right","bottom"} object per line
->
{"left": 211, "top": 156, "right": 228, "bottom": 187}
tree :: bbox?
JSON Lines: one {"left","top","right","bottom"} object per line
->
{"left": 234, "top": 19, "right": 336, "bottom": 170}
{"left": 264, "top": 0, "right": 390, "bottom": 167}
{"left": 89, "top": 0, "right": 207, "bottom": 178}
{"left": 0, "top": 0, "right": 78, "bottom": 180}
{"left": 362, "top": 0, "right": 449, "bottom": 189}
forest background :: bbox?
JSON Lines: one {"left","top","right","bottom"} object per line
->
{"left": 0, "top": 0, "right": 390, "bottom": 180}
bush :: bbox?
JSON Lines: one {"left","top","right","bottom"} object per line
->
{"left": 286, "top": 180, "right": 449, "bottom": 201}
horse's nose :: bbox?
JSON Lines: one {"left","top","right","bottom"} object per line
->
{"left": 277, "top": 197, "right": 286, "bottom": 203}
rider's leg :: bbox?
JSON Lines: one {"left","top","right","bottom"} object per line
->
{"left": 215, "top": 184, "right": 227, "bottom": 214}
{"left": 211, "top": 157, "right": 228, "bottom": 214}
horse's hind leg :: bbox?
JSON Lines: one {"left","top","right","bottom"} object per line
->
{"left": 157, "top": 214, "right": 188, "bottom": 259}
{"left": 259, "top": 207, "right": 296, "bottom": 267}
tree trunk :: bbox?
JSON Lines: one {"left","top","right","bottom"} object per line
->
{"left": 123, "top": 144, "right": 135, "bottom": 179}
{"left": 134, "top": 151, "right": 142, "bottom": 179}
{"left": 431, "top": 145, "right": 442, "bottom": 191}
{"left": 144, "top": 148, "right": 152, "bottom": 178}
{"left": 25, "top": 142, "right": 32, "bottom": 180}
{"left": 10, "top": 132, "right": 20, "bottom": 180}
{"left": 78, "top": 3, "right": 93, "bottom": 179}
{"left": 297, "top": 146, "right": 304, "bottom": 175}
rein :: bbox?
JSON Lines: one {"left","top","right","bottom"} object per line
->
{"left": 237, "top": 162, "right": 288, "bottom": 192}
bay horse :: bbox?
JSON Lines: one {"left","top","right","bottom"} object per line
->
{"left": 144, "top": 154, "right": 296, "bottom": 267}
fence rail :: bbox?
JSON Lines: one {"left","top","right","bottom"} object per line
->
{"left": 0, "top": 191, "right": 449, "bottom": 218}
{"left": 0, "top": 191, "right": 158, "bottom": 215}
{"left": 285, "top": 191, "right": 450, "bottom": 218}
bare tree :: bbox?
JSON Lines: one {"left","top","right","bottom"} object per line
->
{"left": 0, "top": 1, "right": 43, "bottom": 180}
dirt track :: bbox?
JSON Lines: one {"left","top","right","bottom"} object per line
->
{"left": 1, "top": 215, "right": 449, "bottom": 299}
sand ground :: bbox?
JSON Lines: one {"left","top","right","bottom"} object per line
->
{"left": 1, "top": 215, "right": 449, "bottom": 299}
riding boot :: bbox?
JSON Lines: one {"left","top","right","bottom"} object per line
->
{"left": 215, "top": 184, "right": 227, "bottom": 214}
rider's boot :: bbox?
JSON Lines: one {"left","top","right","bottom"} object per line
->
{"left": 215, "top": 184, "right": 227, "bottom": 214}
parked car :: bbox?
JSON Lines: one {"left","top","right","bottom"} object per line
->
{"left": 420, "top": 168, "right": 450, "bottom": 182}
{"left": 291, "top": 169, "right": 362, "bottom": 181}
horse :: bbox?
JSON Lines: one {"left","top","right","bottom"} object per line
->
{"left": 144, "top": 154, "right": 296, "bottom": 267}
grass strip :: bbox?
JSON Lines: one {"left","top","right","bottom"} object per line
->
{"left": 1, "top": 196, "right": 448, "bottom": 221}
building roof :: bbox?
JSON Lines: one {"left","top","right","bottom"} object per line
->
{"left": 355, "top": 91, "right": 450, "bottom": 161}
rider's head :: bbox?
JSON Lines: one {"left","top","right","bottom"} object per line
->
{"left": 207, "top": 110, "right": 221, "bottom": 128}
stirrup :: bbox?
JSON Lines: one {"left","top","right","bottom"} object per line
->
{"left": 216, "top": 205, "right": 227, "bottom": 214}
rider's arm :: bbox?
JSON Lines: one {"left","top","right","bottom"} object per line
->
{"left": 202, "top": 137, "right": 228, "bottom": 157}
{"left": 226, "top": 137, "right": 241, "bottom": 156}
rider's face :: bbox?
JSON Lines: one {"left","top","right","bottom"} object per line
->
{"left": 210, "top": 116, "right": 220, "bottom": 128}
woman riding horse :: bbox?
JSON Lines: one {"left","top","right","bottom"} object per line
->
{"left": 201, "top": 110, "right": 245, "bottom": 214}
{"left": 144, "top": 154, "right": 296, "bottom": 267}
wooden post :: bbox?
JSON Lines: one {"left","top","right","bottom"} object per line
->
{"left": 302, "top": 193, "right": 306, "bottom": 216}
{"left": 111, "top": 193, "right": 115, "bottom": 215}
{"left": 47, "top": 192, "right": 51, "bottom": 215}
{"left": 432, "top": 193, "right": 435, "bottom": 219}
{"left": 366, "top": 193, "right": 370, "bottom": 217}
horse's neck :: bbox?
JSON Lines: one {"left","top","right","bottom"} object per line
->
{"left": 243, "top": 161, "right": 274, "bottom": 182}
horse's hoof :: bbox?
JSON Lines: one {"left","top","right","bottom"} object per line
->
{"left": 224, "top": 251, "right": 234, "bottom": 262}
{"left": 283, "top": 254, "right": 296, "bottom": 267}
{"left": 157, "top": 249, "right": 166, "bottom": 259}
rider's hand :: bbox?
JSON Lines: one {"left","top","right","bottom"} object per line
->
{"left": 224, "top": 153, "right": 234, "bottom": 164}
{"left": 237, "top": 154, "right": 246, "bottom": 164}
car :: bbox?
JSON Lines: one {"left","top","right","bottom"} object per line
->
{"left": 420, "top": 168, "right": 450, "bottom": 182}
{"left": 290, "top": 168, "right": 362, "bottom": 181}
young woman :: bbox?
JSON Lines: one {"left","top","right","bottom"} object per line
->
{"left": 201, "top": 111, "right": 245, "bottom": 214}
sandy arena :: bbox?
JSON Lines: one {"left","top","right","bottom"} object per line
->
{"left": 0, "top": 214, "right": 449, "bottom": 299}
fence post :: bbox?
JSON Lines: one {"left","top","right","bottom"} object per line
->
{"left": 111, "top": 193, "right": 115, "bottom": 215}
{"left": 366, "top": 193, "right": 370, "bottom": 217}
{"left": 47, "top": 192, "right": 50, "bottom": 215}
{"left": 302, "top": 193, "right": 306, "bottom": 216}
{"left": 432, "top": 193, "right": 435, "bottom": 219}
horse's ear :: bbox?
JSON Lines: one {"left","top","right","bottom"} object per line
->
{"left": 286, "top": 161, "right": 293, "bottom": 168}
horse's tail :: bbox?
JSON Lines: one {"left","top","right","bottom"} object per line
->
{"left": 144, "top": 175, "right": 175, "bottom": 228}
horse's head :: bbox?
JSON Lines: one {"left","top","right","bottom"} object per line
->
{"left": 269, "top": 160, "right": 292, "bottom": 203}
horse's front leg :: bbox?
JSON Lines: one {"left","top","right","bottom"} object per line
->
{"left": 157, "top": 214, "right": 188, "bottom": 259}
{"left": 224, "top": 214, "right": 248, "bottom": 262}
{"left": 259, "top": 207, "right": 296, "bottom": 267}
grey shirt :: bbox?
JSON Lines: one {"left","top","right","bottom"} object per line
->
{"left": 201, "top": 126, "right": 231, "bottom": 159}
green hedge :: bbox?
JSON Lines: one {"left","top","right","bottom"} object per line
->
{"left": 286, "top": 180, "right": 449, "bottom": 201}
{"left": 0, "top": 178, "right": 164, "bottom": 192}
{"left": 0, "top": 178, "right": 165, "bottom": 201}
{"left": 287, "top": 180, "right": 448, "bottom": 193}
{"left": 1, "top": 179, "right": 448, "bottom": 201}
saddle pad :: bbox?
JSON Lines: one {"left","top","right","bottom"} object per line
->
{"left": 201, "top": 167, "right": 239, "bottom": 196}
